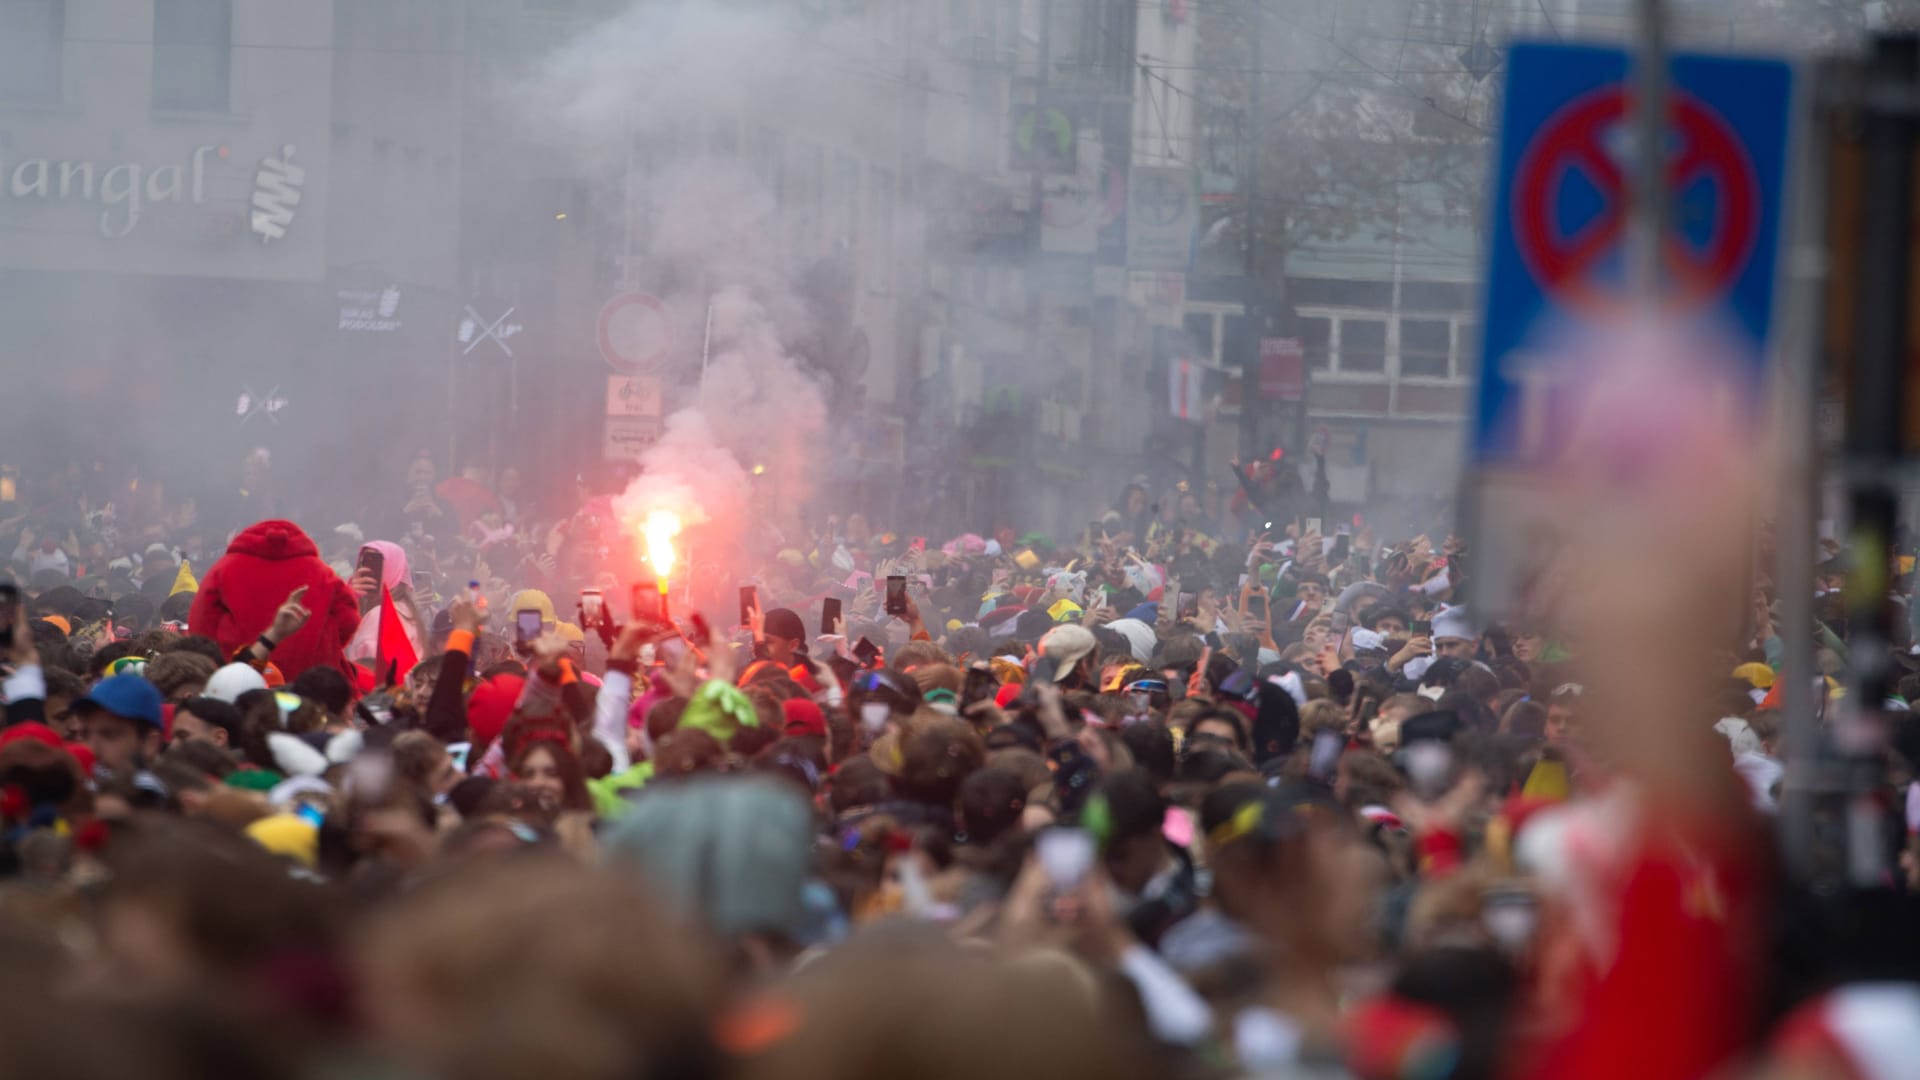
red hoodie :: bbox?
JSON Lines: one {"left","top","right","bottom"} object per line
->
{"left": 188, "top": 520, "right": 361, "bottom": 680}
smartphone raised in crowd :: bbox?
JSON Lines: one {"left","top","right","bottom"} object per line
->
{"left": 1411, "top": 618, "right": 1432, "bottom": 636}
{"left": 821, "top": 597, "right": 842, "bottom": 636}
{"left": 515, "top": 608, "right": 542, "bottom": 645}
{"left": 852, "top": 636, "right": 881, "bottom": 666}
{"left": 578, "top": 588, "right": 605, "bottom": 629}
{"left": 357, "top": 546, "right": 385, "bottom": 586}
{"left": 1304, "top": 517, "right": 1322, "bottom": 536}
{"left": 884, "top": 574, "right": 909, "bottom": 616}
{"left": 0, "top": 582, "right": 18, "bottom": 651}
{"left": 1036, "top": 827, "right": 1096, "bottom": 890}
{"left": 739, "top": 585, "right": 758, "bottom": 628}
{"left": 1308, "top": 729, "right": 1344, "bottom": 783}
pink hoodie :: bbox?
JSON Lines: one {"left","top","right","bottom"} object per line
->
{"left": 346, "top": 540, "right": 422, "bottom": 663}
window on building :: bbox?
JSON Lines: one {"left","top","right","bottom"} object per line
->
{"left": 1399, "top": 318, "right": 1453, "bottom": 378}
{"left": 1300, "top": 316, "right": 1332, "bottom": 372}
{"left": 1292, "top": 277, "right": 1394, "bottom": 309}
{"left": 1400, "top": 280, "right": 1473, "bottom": 310}
{"left": 1340, "top": 319, "right": 1388, "bottom": 374}
{"left": 153, "top": 0, "right": 231, "bottom": 112}
{"left": 1220, "top": 313, "right": 1251, "bottom": 368}
{"left": 1182, "top": 313, "right": 1215, "bottom": 363}
{"left": 1456, "top": 321, "right": 1481, "bottom": 376}
{"left": 0, "top": 0, "right": 64, "bottom": 106}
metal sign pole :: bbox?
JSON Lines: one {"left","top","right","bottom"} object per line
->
{"left": 1777, "top": 62, "right": 1832, "bottom": 883}
{"left": 1630, "top": 0, "right": 1671, "bottom": 305}
{"left": 1837, "top": 34, "right": 1920, "bottom": 886}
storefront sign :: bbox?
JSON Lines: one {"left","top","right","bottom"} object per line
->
{"left": 2, "top": 145, "right": 218, "bottom": 238}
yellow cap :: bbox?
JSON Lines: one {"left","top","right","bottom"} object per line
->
{"left": 1731, "top": 662, "right": 1775, "bottom": 690}
{"left": 245, "top": 813, "right": 318, "bottom": 867}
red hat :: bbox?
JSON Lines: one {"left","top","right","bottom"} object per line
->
{"left": 0, "top": 723, "right": 64, "bottom": 752}
{"left": 782, "top": 698, "right": 827, "bottom": 739}
{"left": 466, "top": 675, "right": 526, "bottom": 749}
{"left": 994, "top": 682, "right": 1023, "bottom": 709}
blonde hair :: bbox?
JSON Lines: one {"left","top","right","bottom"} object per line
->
{"left": 1299, "top": 698, "right": 1345, "bottom": 738}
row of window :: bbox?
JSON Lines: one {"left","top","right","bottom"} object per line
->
{"left": 1297, "top": 309, "right": 1478, "bottom": 381}
{"left": 0, "top": 0, "right": 231, "bottom": 112}
{"left": 1182, "top": 304, "right": 1478, "bottom": 382}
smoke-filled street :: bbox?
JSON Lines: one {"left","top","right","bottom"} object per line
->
{"left": 3, "top": 2, "right": 1920, "bottom": 1078}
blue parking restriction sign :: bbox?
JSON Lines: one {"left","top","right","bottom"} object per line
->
{"left": 1471, "top": 42, "right": 1794, "bottom": 466}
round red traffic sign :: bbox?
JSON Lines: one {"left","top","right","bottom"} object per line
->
{"left": 1513, "top": 87, "right": 1759, "bottom": 313}
{"left": 597, "top": 292, "right": 674, "bottom": 373}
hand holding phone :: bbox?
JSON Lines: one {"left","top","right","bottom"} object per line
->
{"left": 1308, "top": 729, "right": 1344, "bottom": 782}
{"left": 515, "top": 608, "right": 542, "bottom": 651}
{"left": 357, "top": 546, "right": 386, "bottom": 586}
{"left": 1036, "top": 827, "right": 1095, "bottom": 890}
{"left": 821, "top": 597, "right": 843, "bottom": 636}
{"left": 884, "top": 575, "right": 909, "bottom": 617}
{"left": 579, "top": 588, "right": 605, "bottom": 629}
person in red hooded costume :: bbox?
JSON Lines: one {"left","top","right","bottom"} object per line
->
{"left": 188, "top": 520, "right": 361, "bottom": 680}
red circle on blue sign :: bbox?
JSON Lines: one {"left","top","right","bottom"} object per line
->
{"left": 1513, "top": 86, "right": 1759, "bottom": 312}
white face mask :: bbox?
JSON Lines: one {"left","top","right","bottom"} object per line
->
{"left": 860, "top": 702, "right": 890, "bottom": 736}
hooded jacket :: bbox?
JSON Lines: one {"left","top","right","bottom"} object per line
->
{"left": 188, "top": 520, "right": 360, "bottom": 680}
{"left": 346, "top": 540, "right": 423, "bottom": 665}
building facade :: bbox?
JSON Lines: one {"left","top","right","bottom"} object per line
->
{"left": 0, "top": 0, "right": 464, "bottom": 518}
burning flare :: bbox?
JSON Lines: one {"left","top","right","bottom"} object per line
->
{"left": 642, "top": 510, "right": 681, "bottom": 591}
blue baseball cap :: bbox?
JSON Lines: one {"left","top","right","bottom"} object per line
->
{"left": 77, "top": 673, "right": 164, "bottom": 731}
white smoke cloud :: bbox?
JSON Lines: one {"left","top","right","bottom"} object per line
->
{"left": 520, "top": 4, "right": 838, "bottom": 546}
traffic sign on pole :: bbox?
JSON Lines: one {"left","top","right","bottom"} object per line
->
{"left": 597, "top": 292, "right": 675, "bottom": 374}
{"left": 1471, "top": 43, "right": 1793, "bottom": 468}
{"left": 1465, "top": 41, "right": 1795, "bottom": 618}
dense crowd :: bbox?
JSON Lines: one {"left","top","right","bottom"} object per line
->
{"left": 0, "top": 445, "right": 1918, "bottom": 1080}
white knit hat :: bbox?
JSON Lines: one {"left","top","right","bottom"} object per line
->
{"left": 204, "top": 662, "right": 268, "bottom": 704}
{"left": 1430, "top": 604, "right": 1475, "bottom": 643}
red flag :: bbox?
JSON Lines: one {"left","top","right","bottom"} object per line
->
{"left": 377, "top": 586, "right": 418, "bottom": 684}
